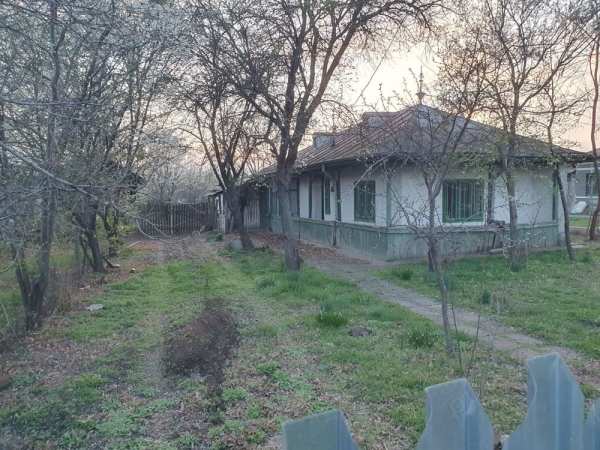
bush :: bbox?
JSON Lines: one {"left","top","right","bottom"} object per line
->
{"left": 316, "top": 304, "right": 348, "bottom": 328}
{"left": 406, "top": 323, "right": 438, "bottom": 349}
{"left": 397, "top": 268, "right": 414, "bottom": 281}
{"left": 480, "top": 290, "right": 492, "bottom": 305}
{"left": 255, "top": 276, "right": 275, "bottom": 289}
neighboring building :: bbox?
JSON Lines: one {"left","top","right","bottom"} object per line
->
{"left": 256, "top": 105, "right": 590, "bottom": 260}
{"left": 573, "top": 162, "right": 599, "bottom": 213}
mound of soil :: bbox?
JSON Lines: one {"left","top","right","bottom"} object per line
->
{"left": 163, "top": 299, "right": 239, "bottom": 388}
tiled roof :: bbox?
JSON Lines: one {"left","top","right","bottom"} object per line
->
{"left": 262, "top": 105, "right": 591, "bottom": 174}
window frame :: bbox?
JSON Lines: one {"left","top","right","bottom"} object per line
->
{"left": 442, "top": 179, "right": 485, "bottom": 224}
{"left": 324, "top": 178, "right": 331, "bottom": 216}
{"left": 354, "top": 180, "right": 376, "bottom": 223}
{"left": 586, "top": 173, "right": 599, "bottom": 197}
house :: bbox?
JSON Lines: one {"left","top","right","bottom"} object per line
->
{"left": 573, "top": 162, "right": 599, "bottom": 213}
{"left": 255, "top": 105, "right": 590, "bottom": 260}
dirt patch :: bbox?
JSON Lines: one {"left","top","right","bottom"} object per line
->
{"left": 163, "top": 298, "right": 239, "bottom": 415}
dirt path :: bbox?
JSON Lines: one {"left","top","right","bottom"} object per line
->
{"left": 251, "top": 232, "right": 600, "bottom": 390}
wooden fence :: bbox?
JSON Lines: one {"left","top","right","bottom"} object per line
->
{"left": 137, "top": 202, "right": 213, "bottom": 236}
{"left": 283, "top": 353, "right": 600, "bottom": 450}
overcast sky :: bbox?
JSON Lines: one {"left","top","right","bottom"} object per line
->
{"left": 342, "top": 47, "right": 593, "bottom": 152}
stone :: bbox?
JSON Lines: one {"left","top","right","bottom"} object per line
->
{"left": 86, "top": 304, "right": 104, "bottom": 312}
{"left": 349, "top": 326, "right": 373, "bottom": 337}
{"left": 129, "top": 267, "right": 137, "bottom": 274}
{"left": 228, "top": 239, "right": 243, "bottom": 251}
{"left": 0, "top": 374, "right": 12, "bottom": 391}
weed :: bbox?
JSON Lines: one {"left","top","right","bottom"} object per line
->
{"left": 256, "top": 362, "right": 280, "bottom": 377}
{"left": 406, "top": 323, "right": 439, "bottom": 349}
{"left": 398, "top": 268, "right": 414, "bottom": 281}
{"left": 480, "top": 290, "right": 492, "bottom": 305}
{"left": 174, "top": 432, "right": 200, "bottom": 449}
{"left": 316, "top": 304, "right": 348, "bottom": 328}
{"left": 222, "top": 387, "right": 247, "bottom": 404}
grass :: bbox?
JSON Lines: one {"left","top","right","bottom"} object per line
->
{"left": 379, "top": 248, "right": 600, "bottom": 358}
{"left": 5, "top": 242, "right": 585, "bottom": 449}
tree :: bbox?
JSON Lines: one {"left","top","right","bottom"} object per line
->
{"left": 589, "top": 27, "right": 600, "bottom": 239}
{"left": 375, "top": 28, "right": 488, "bottom": 356}
{"left": 177, "top": 21, "right": 273, "bottom": 249}
{"left": 475, "top": 0, "right": 588, "bottom": 270}
{"left": 197, "top": 0, "right": 437, "bottom": 269}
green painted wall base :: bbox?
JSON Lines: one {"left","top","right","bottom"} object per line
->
{"left": 269, "top": 216, "right": 560, "bottom": 261}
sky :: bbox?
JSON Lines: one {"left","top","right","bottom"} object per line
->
{"left": 342, "top": 47, "right": 593, "bottom": 152}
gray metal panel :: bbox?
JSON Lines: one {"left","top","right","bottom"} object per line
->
{"left": 416, "top": 378, "right": 494, "bottom": 450}
{"left": 503, "top": 353, "right": 584, "bottom": 450}
{"left": 283, "top": 410, "right": 359, "bottom": 450}
{"left": 585, "top": 400, "right": 600, "bottom": 450}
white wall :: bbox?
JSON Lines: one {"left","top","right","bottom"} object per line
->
{"left": 337, "top": 166, "right": 387, "bottom": 226}
{"left": 292, "top": 163, "right": 563, "bottom": 230}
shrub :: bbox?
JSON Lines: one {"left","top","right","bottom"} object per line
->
{"left": 316, "top": 304, "right": 348, "bottom": 328}
{"left": 397, "top": 268, "right": 414, "bottom": 281}
{"left": 255, "top": 276, "right": 276, "bottom": 290}
{"left": 480, "top": 290, "right": 492, "bottom": 305}
{"left": 406, "top": 323, "right": 439, "bottom": 349}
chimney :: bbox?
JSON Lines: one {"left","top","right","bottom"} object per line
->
{"left": 313, "top": 132, "right": 335, "bottom": 149}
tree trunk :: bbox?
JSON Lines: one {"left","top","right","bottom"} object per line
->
{"left": 12, "top": 247, "right": 45, "bottom": 331}
{"left": 504, "top": 165, "right": 524, "bottom": 271}
{"left": 589, "top": 34, "right": 600, "bottom": 240}
{"left": 554, "top": 165, "right": 575, "bottom": 261}
{"left": 276, "top": 170, "right": 301, "bottom": 271}
{"left": 75, "top": 200, "right": 105, "bottom": 273}
{"left": 224, "top": 188, "right": 253, "bottom": 250}
{"left": 429, "top": 238, "right": 454, "bottom": 355}
{"left": 101, "top": 205, "right": 121, "bottom": 258}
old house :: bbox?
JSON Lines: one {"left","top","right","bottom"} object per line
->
{"left": 255, "top": 105, "right": 589, "bottom": 259}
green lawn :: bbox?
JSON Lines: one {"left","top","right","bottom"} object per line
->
{"left": 571, "top": 216, "right": 592, "bottom": 228}
{"left": 1, "top": 245, "right": 536, "bottom": 449}
{"left": 379, "top": 248, "right": 600, "bottom": 358}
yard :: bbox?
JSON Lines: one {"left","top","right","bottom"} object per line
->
{"left": 379, "top": 246, "right": 600, "bottom": 359}
{"left": 0, "top": 236, "right": 535, "bottom": 449}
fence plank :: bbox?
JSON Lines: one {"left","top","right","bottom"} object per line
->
{"left": 585, "top": 400, "right": 600, "bottom": 450}
{"left": 283, "top": 410, "right": 358, "bottom": 450}
{"left": 416, "top": 378, "right": 493, "bottom": 450}
{"left": 503, "top": 353, "right": 584, "bottom": 450}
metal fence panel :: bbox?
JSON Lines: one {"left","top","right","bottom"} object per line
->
{"left": 504, "top": 354, "right": 584, "bottom": 450}
{"left": 283, "top": 410, "right": 358, "bottom": 450}
{"left": 281, "top": 353, "right": 600, "bottom": 450}
{"left": 416, "top": 378, "right": 493, "bottom": 450}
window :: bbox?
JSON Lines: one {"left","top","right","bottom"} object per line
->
{"left": 289, "top": 178, "right": 299, "bottom": 217}
{"left": 586, "top": 173, "right": 599, "bottom": 196}
{"left": 354, "top": 180, "right": 376, "bottom": 223}
{"left": 324, "top": 178, "right": 331, "bottom": 215}
{"left": 443, "top": 179, "right": 484, "bottom": 223}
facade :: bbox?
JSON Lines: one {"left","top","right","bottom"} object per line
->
{"left": 259, "top": 106, "right": 590, "bottom": 260}
{"left": 573, "top": 162, "right": 599, "bottom": 212}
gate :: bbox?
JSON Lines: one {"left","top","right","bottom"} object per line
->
{"left": 137, "top": 202, "right": 213, "bottom": 235}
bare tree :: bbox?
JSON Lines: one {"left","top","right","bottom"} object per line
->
{"left": 475, "top": 0, "right": 588, "bottom": 270}
{"left": 196, "top": 0, "right": 437, "bottom": 269}
{"left": 589, "top": 28, "right": 600, "bottom": 239}
{"left": 177, "top": 22, "right": 273, "bottom": 249}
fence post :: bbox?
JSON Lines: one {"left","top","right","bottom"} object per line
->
{"left": 416, "top": 378, "right": 493, "bottom": 450}
{"left": 283, "top": 410, "right": 358, "bottom": 450}
{"left": 503, "top": 353, "right": 584, "bottom": 450}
